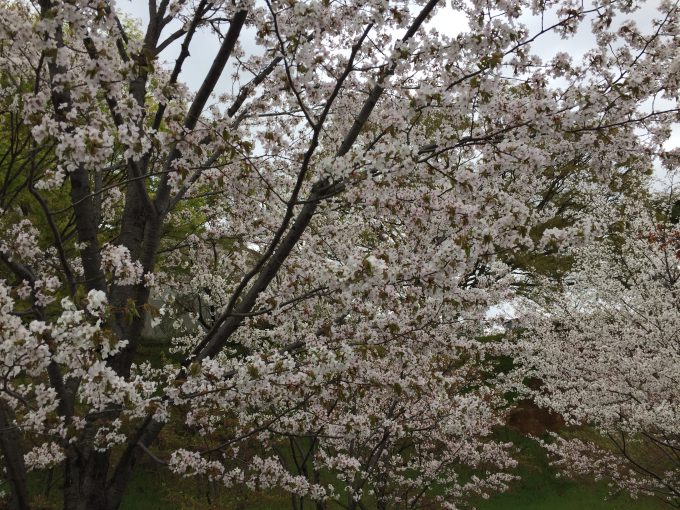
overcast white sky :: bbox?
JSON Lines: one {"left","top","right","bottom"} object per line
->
{"left": 117, "top": 0, "right": 678, "bottom": 179}
{"left": 118, "top": 0, "right": 667, "bottom": 83}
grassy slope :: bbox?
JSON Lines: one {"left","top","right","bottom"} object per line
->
{"left": 116, "top": 430, "right": 667, "bottom": 509}
{"left": 472, "top": 429, "right": 665, "bottom": 510}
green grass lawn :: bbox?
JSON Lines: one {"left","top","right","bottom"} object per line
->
{"left": 121, "top": 463, "right": 288, "bottom": 510}
{"left": 471, "top": 429, "right": 665, "bottom": 510}
{"left": 474, "top": 482, "right": 664, "bottom": 510}
{"left": 117, "top": 433, "right": 667, "bottom": 509}
{"left": 472, "top": 456, "right": 665, "bottom": 510}
{"left": 121, "top": 477, "right": 666, "bottom": 510}
{"left": 28, "top": 426, "right": 667, "bottom": 509}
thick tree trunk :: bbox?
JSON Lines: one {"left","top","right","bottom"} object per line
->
{"left": 63, "top": 444, "right": 113, "bottom": 510}
{"left": 0, "top": 405, "right": 30, "bottom": 510}
{"left": 64, "top": 451, "right": 112, "bottom": 510}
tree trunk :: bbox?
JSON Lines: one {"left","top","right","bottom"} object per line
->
{"left": 0, "top": 405, "right": 30, "bottom": 510}
{"left": 63, "top": 446, "right": 113, "bottom": 510}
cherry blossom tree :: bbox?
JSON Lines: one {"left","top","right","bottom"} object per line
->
{"left": 513, "top": 193, "right": 680, "bottom": 507}
{"left": 0, "top": 0, "right": 678, "bottom": 508}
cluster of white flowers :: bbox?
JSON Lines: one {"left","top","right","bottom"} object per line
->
{"left": 101, "top": 244, "right": 144, "bottom": 286}
{"left": 24, "top": 443, "right": 66, "bottom": 472}
{"left": 86, "top": 289, "right": 108, "bottom": 316}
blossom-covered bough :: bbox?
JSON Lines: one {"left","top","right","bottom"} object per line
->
{"left": 0, "top": 0, "right": 677, "bottom": 508}
{"left": 514, "top": 198, "right": 680, "bottom": 507}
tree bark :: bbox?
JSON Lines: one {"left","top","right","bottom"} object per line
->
{"left": 0, "top": 405, "right": 30, "bottom": 510}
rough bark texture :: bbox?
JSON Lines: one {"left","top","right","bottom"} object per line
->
{"left": 0, "top": 406, "right": 30, "bottom": 510}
